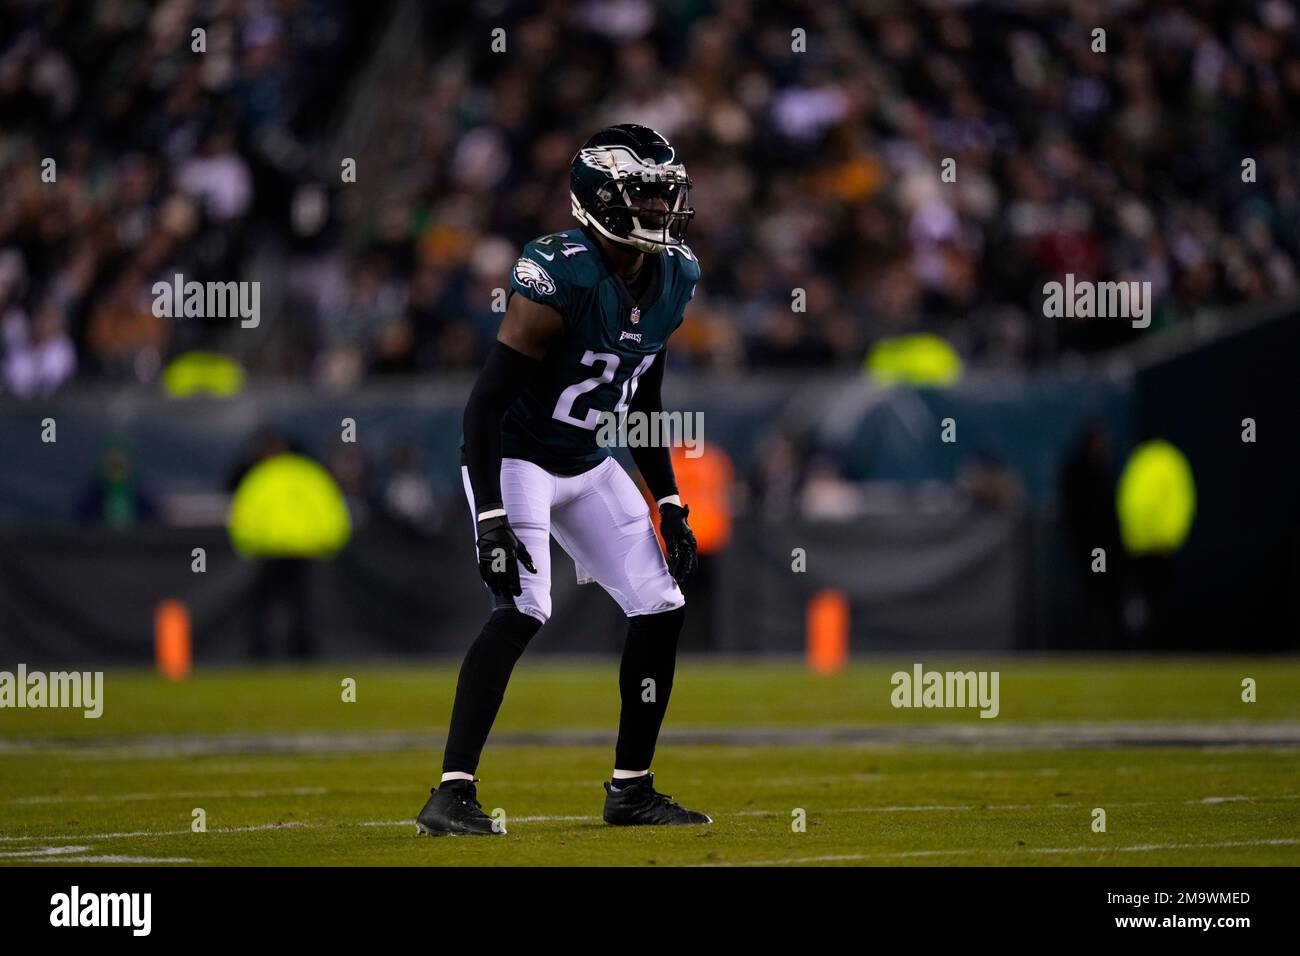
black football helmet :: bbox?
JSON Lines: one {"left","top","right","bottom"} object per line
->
{"left": 570, "top": 124, "right": 694, "bottom": 253}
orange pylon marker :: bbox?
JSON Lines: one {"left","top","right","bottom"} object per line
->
{"left": 155, "top": 599, "right": 192, "bottom": 681}
{"left": 806, "top": 589, "right": 849, "bottom": 676}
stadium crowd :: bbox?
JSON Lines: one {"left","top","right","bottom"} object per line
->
{"left": 2, "top": 0, "right": 1298, "bottom": 396}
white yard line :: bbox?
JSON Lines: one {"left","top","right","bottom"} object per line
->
{"left": 0, "top": 845, "right": 195, "bottom": 865}
{"left": 357, "top": 819, "right": 416, "bottom": 827}
{"left": 31, "top": 854, "right": 196, "bottom": 864}
{"left": 0, "top": 845, "right": 92, "bottom": 858}
{"left": 0, "top": 822, "right": 306, "bottom": 843}
{"left": 6, "top": 793, "right": 1294, "bottom": 843}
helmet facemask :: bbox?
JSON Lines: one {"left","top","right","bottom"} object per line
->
{"left": 612, "top": 175, "right": 694, "bottom": 252}
{"left": 572, "top": 144, "right": 695, "bottom": 253}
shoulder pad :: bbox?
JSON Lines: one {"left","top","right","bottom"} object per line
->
{"left": 520, "top": 232, "right": 602, "bottom": 289}
{"left": 511, "top": 231, "right": 600, "bottom": 314}
{"left": 667, "top": 243, "right": 701, "bottom": 284}
{"left": 664, "top": 244, "right": 700, "bottom": 316}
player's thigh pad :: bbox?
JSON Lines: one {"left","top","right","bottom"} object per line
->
{"left": 462, "top": 459, "right": 555, "bottom": 623}
{"left": 552, "top": 458, "right": 684, "bottom": 616}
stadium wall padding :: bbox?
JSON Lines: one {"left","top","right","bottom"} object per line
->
{"left": 0, "top": 513, "right": 1026, "bottom": 665}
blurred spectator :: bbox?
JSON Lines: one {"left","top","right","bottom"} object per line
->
{"left": 381, "top": 439, "right": 445, "bottom": 536}
{"left": 1060, "top": 421, "right": 1125, "bottom": 648}
{"left": 958, "top": 449, "right": 1024, "bottom": 510}
{"left": 665, "top": 442, "right": 734, "bottom": 554}
{"left": 749, "top": 430, "right": 811, "bottom": 518}
{"left": 225, "top": 427, "right": 301, "bottom": 492}
{"left": 801, "top": 455, "right": 869, "bottom": 519}
{"left": 327, "top": 444, "right": 375, "bottom": 528}
{"left": 3, "top": 298, "right": 76, "bottom": 397}
{"left": 227, "top": 427, "right": 315, "bottom": 661}
{"left": 76, "top": 441, "right": 158, "bottom": 529}
{"left": 86, "top": 269, "right": 170, "bottom": 380}
{"left": 2, "top": 0, "right": 1298, "bottom": 395}
{"left": 646, "top": 441, "right": 735, "bottom": 650}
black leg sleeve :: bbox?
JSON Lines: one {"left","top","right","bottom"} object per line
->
{"left": 441, "top": 608, "right": 543, "bottom": 776}
{"left": 613, "top": 606, "right": 686, "bottom": 771}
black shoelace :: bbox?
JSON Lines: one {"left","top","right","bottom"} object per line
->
{"left": 642, "top": 787, "right": 685, "bottom": 811}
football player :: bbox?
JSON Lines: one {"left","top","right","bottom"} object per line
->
{"left": 416, "top": 124, "right": 710, "bottom": 835}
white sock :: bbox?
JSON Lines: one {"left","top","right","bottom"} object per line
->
{"left": 441, "top": 771, "right": 475, "bottom": 784}
{"left": 611, "top": 769, "right": 649, "bottom": 788}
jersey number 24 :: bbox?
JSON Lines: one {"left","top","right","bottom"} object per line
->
{"left": 552, "top": 350, "right": 656, "bottom": 429}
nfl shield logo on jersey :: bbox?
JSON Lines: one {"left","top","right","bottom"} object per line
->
{"left": 630, "top": 306, "right": 641, "bottom": 325}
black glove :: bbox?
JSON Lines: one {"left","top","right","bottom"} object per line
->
{"left": 658, "top": 502, "right": 698, "bottom": 586}
{"left": 476, "top": 511, "right": 537, "bottom": 597}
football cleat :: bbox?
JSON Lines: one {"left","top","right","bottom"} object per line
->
{"left": 602, "top": 773, "right": 712, "bottom": 826}
{"left": 415, "top": 779, "right": 504, "bottom": 837}
{"left": 570, "top": 124, "right": 694, "bottom": 253}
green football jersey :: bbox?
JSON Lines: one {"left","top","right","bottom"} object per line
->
{"left": 501, "top": 227, "right": 700, "bottom": 473}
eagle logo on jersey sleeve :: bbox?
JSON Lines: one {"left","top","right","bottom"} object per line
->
{"left": 513, "top": 257, "right": 556, "bottom": 295}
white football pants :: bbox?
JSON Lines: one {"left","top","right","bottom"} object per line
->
{"left": 462, "top": 456, "right": 685, "bottom": 623}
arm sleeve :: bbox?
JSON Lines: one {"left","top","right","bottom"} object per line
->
{"left": 628, "top": 348, "right": 679, "bottom": 504}
{"left": 463, "top": 341, "right": 540, "bottom": 514}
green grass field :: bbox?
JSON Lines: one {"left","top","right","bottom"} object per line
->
{"left": 2, "top": 657, "right": 1298, "bottom": 866}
